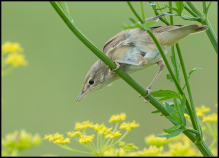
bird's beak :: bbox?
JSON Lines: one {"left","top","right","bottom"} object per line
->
{"left": 76, "top": 92, "right": 85, "bottom": 104}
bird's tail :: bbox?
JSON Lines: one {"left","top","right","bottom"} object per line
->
{"left": 157, "top": 24, "right": 208, "bottom": 46}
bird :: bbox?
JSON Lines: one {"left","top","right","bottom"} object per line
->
{"left": 76, "top": 12, "right": 208, "bottom": 104}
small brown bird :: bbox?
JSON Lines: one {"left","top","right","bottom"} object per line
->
{"left": 76, "top": 13, "right": 208, "bottom": 104}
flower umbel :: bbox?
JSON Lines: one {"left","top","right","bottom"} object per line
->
{"left": 44, "top": 113, "right": 139, "bottom": 156}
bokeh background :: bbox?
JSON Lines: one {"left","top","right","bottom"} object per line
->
{"left": 2, "top": 2, "right": 217, "bottom": 156}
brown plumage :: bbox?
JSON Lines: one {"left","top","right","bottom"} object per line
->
{"left": 76, "top": 13, "right": 208, "bottom": 104}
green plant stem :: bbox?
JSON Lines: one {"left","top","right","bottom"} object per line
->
{"left": 202, "top": 19, "right": 218, "bottom": 53}
{"left": 168, "top": 2, "right": 173, "bottom": 25}
{"left": 151, "top": 3, "right": 170, "bottom": 25}
{"left": 184, "top": 5, "right": 199, "bottom": 17}
{"left": 50, "top": 2, "right": 213, "bottom": 156}
{"left": 146, "top": 27, "right": 198, "bottom": 134}
{"left": 202, "top": 2, "right": 207, "bottom": 16}
{"left": 186, "top": 2, "right": 217, "bottom": 53}
{"left": 127, "top": 2, "right": 144, "bottom": 23}
{"left": 58, "top": 144, "right": 92, "bottom": 155}
{"left": 140, "top": 2, "right": 145, "bottom": 21}
{"left": 186, "top": 2, "right": 203, "bottom": 17}
{"left": 156, "top": 2, "right": 168, "bottom": 22}
{"left": 175, "top": 43, "right": 203, "bottom": 136}
{"left": 209, "top": 138, "right": 217, "bottom": 150}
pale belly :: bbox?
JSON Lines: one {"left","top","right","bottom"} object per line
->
{"left": 122, "top": 48, "right": 166, "bottom": 74}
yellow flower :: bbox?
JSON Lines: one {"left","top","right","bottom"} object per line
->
{"left": 168, "top": 141, "right": 196, "bottom": 156}
{"left": 2, "top": 42, "right": 23, "bottom": 54}
{"left": 202, "top": 113, "right": 217, "bottom": 122}
{"left": 75, "top": 121, "right": 92, "bottom": 130}
{"left": 62, "top": 138, "right": 70, "bottom": 144}
{"left": 5, "top": 53, "right": 28, "bottom": 67}
{"left": 79, "top": 135, "right": 95, "bottom": 144}
{"left": 90, "top": 123, "right": 99, "bottom": 131}
{"left": 196, "top": 110, "right": 203, "bottom": 117}
{"left": 105, "top": 131, "right": 121, "bottom": 139}
{"left": 44, "top": 134, "right": 53, "bottom": 140}
{"left": 196, "top": 105, "right": 210, "bottom": 117}
{"left": 120, "top": 121, "right": 139, "bottom": 131}
{"left": 51, "top": 132, "right": 64, "bottom": 141}
{"left": 67, "top": 131, "right": 81, "bottom": 138}
{"left": 109, "top": 113, "right": 126, "bottom": 122}
{"left": 145, "top": 134, "right": 170, "bottom": 146}
{"left": 137, "top": 146, "right": 163, "bottom": 156}
{"left": 54, "top": 139, "right": 64, "bottom": 144}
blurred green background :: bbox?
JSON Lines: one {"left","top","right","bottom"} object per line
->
{"left": 2, "top": 2, "right": 217, "bottom": 156}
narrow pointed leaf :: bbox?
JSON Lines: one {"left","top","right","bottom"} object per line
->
{"left": 163, "top": 124, "right": 182, "bottom": 133}
{"left": 181, "top": 14, "right": 202, "bottom": 22}
{"left": 157, "top": 129, "right": 184, "bottom": 139}
{"left": 151, "top": 110, "right": 161, "bottom": 114}
{"left": 171, "top": 46, "right": 180, "bottom": 85}
{"left": 175, "top": 2, "right": 184, "bottom": 15}
{"left": 166, "top": 74, "right": 174, "bottom": 83}
{"left": 165, "top": 102, "right": 175, "bottom": 114}
{"left": 188, "top": 67, "right": 201, "bottom": 79}
{"left": 151, "top": 89, "right": 180, "bottom": 101}
{"left": 171, "top": 112, "right": 182, "bottom": 124}
{"left": 166, "top": 116, "right": 178, "bottom": 125}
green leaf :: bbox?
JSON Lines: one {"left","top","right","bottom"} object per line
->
{"left": 123, "top": 23, "right": 141, "bottom": 30}
{"left": 181, "top": 14, "right": 202, "bottom": 22}
{"left": 175, "top": 2, "right": 184, "bottom": 15}
{"left": 157, "top": 129, "right": 184, "bottom": 139}
{"left": 188, "top": 67, "right": 201, "bottom": 79}
{"left": 180, "top": 95, "right": 187, "bottom": 126}
{"left": 205, "top": 2, "right": 212, "bottom": 15}
{"left": 166, "top": 74, "right": 174, "bottom": 83}
{"left": 166, "top": 116, "right": 178, "bottom": 125}
{"left": 165, "top": 5, "right": 180, "bottom": 14}
{"left": 170, "top": 46, "right": 181, "bottom": 85}
{"left": 151, "top": 110, "right": 161, "bottom": 114}
{"left": 171, "top": 112, "right": 182, "bottom": 124}
{"left": 141, "top": 21, "right": 157, "bottom": 31}
{"left": 163, "top": 124, "right": 182, "bottom": 133}
{"left": 151, "top": 89, "right": 180, "bottom": 101}
{"left": 182, "top": 67, "right": 201, "bottom": 90}
{"left": 129, "top": 18, "right": 137, "bottom": 24}
{"left": 148, "top": 2, "right": 156, "bottom": 8}
{"left": 164, "top": 102, "right": 175, "bottom": 114}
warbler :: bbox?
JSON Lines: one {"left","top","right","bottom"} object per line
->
{"left": 76, "top": 12, "right": 208, "bottom": 104}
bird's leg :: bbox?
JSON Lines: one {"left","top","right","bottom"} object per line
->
{"left": 110, "top": 54, "right": 148, "bottom": 72}
{"left": 144, "top": 60, "right": 165, "bottom": 102}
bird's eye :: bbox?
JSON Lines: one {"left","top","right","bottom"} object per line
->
{"left": 89, "top": 79, "right": 94, "bottom": 85}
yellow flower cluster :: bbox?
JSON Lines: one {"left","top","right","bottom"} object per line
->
{"left": 75, "top": 120, "right": 93, "bottom": 130}
{"left": 67, "top": 131, "right": 81, "bottom": 138}
{"left": 202, "top": 113, "right": 217, "bottom": 122}
{"left": 2, "top": 129, "right": 41, "bottom": 152}
{"left": 5, "top": 53, "right": 28, "bottom": 67}
{"left": 79, "top": 135, "right": 95, "bottom": 144}
{"left": 2, "top": 42, "right": 23, "bottom": 54}
{"left": 119, "top": 121, "right": 139, "bottom": 131}
{"left": 109, "top": 113, "right": 126, "bottom": 122}
{"left": 137, "top": 146, "right": 164, "bottom": 156}
{"left": 145, "top": 134, "right": 170, "bottom": 146}
{"left": 2, "top": 42, "right": 27, "bottom": 67}
{"left": 44, "top": 132, "right": 70, "bottom": 145}
{"left": 105, "top": 131, "right": 121, "bottom": 139}
{"left": 195, "top": 105, "right": 210, "bottom": 117}
{"left": 168, "top": 141, "right": 196, "bottom": 156}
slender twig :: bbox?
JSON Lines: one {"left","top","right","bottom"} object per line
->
{"left": 127, "top": 1, "right": 144, "bottom": 23}
{"left": 140, "top": 2, "right": 145, "bottom": 21}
